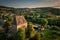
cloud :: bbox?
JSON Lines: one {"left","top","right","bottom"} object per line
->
{"left": 0, "top": 0, "right": 60, "bottom": 8}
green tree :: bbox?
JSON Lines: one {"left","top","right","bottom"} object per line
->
{"left": 26, "top": 22, "right": 35, "bottom": 38}
{"left": 3, "top": 21, "right": 9, "bottom": 33}
{"left": 8, "top": 16, "right": 13, "bottom": 26}
{"left": 0, "top": 31, "right": 5, "bottom": 40}
{"left": 34, "top": 32, "right": 41, "bottom": 40}
{"left": 39, "top": 18, "right": 48, "bottom": 26}
{"left": 17, "top": 29, "right": 25, "bottom": 40}
{"left": 42, "top": 30, "right": 54, "bottom": 40}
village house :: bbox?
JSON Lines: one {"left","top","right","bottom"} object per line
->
{"left": 7, "top": 16, "right": 27, "bottom": 37}
{"left": 8, "top": 16, "right": 27, "bottom": 32}
{"left": 13, "top": 16, "right": 27, "bottom": 30}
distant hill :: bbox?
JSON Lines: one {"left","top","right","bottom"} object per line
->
{"left": 50, "top": 8, "right": 60, "bottom": 15}
{"left": 0, "top": 6, "right": 60, "bottom": 15}
{"left": 0, "top": 6, "right": 16, "bottom": 14}
{"left": 52, "top": 4, "right": 60, "bottom": 8}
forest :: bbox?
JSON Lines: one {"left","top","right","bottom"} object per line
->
{"left": 0, "top": 6, "right": 60, "bottom": 40}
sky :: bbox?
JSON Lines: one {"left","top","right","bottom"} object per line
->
{"left": 0, "top": 0, "right": 60, "bottom": 8}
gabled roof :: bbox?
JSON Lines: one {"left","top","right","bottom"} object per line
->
{"left": 13, "top": 16, "right": 27, "bottom": 25}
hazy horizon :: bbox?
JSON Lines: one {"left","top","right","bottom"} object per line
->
{"left": 0, "top": 0, "right": 60, "bottom": 8}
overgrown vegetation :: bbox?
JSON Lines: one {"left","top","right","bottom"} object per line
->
{"left": 0, "top": 6, "right": 60, "bottom": 40}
